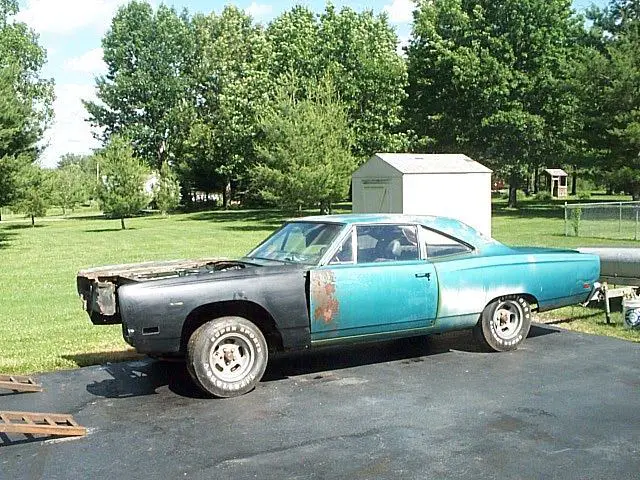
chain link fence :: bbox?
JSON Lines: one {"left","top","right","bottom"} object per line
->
{"left": 564, "top": 201, "right": 640, "bottom": 240}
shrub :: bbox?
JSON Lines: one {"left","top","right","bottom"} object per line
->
{"left": 534, "top": 191, "right": 553, "bottom": 201}
{"left": 571, "top": 207, "right": 582, "bottom": 236}
{"left": 577, "top": 191, "right": 591, "bottom": 200}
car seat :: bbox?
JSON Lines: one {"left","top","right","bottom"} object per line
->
{"left": 386, "top": 239, "right": 402, "bottom": 260}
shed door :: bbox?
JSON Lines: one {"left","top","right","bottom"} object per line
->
{"left": 362, "top": 184, "right": 390, "bottom": 213}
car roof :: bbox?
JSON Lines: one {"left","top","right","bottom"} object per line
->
{"left": 291, "top": 214, "right": 496, "bottom": 247}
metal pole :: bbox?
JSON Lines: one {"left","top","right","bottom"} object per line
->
{"left": 564, "top": 202, "right": 568, "bottom": 236}
{"left": 619, "top": 202, "right": 622, "bottom": 234}
{"left": 604, "top": 284, "right": 611, "bottom": 324}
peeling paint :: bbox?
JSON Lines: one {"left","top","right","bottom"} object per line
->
{"left": 311, "top": 270, "right": 340, "bottom": 325}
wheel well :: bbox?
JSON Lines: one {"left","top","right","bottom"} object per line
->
{"left": 519, "top": 294, "right": 539, "bottom": 311}
{"left": 487, "top": 293, "right": 539, "bottom": 311}
{"left": 180, "top": 301, "right": 284, "bottom": 354}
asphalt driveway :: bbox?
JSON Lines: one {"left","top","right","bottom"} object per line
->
{"left": 1, "top": 324, "right": 639, "bottom": 480}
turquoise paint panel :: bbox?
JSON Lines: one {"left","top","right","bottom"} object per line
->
{"left": 433, "top": 250, "right": 600, "bottom": 321}
{"left": 309, "top": 261, "right": 438, "bottom": 341}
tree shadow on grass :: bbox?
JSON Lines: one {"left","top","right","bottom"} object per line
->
{"left": 84, "top": 228, "right": 136, "bottom": 233}
{"left": 0, "top": 230, "right": 16, "bottom": 249}
{"left": 184, "top": 208, "right": 288, "bottom": 224}
{"left": 1, "top": 223, "right": 46, "bottom": 230}
{"left": 220, "top": 224, "right": 282, "bottom": 233}
{"left": 493, "top": 203, "right": 564, "bottom": 220}
{"left": 493, "top": 198, "right": 638, "bottom": 220}
{"left": 546, "top": 232, "right": 640, "bottom": 243}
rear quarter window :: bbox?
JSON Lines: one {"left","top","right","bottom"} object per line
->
{"left": 421, "top": 227, "right": 472, "bottom": 258}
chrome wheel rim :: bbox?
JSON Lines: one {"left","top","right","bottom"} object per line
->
{"left": 492, "top": 299, "right": 524, "bottom": 341}
{"left": 209, "top": 332, "right": 255, "bottom": 382}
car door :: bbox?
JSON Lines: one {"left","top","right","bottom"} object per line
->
{"left": 309, "top": 224, "right": 438, "bottom": 341}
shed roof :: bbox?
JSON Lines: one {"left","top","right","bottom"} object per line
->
{"left": 373, "top": 153, "right": 492, "bottom": 174}
{"left": 544, "top": 168, "right": 568, "bottom": 177}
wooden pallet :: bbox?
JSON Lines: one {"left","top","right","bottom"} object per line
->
{"left": 0, "top": 411, "right": 86, "bottom": 437}
{"left": 0, "top": 375, "right": 43, "bottom": 393}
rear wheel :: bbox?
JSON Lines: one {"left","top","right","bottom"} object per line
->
{"left": 187, "top": 316, "right": 268, "bottom": 397}
{"left": 474, "top": 296, "right": 531, "bottom": 352}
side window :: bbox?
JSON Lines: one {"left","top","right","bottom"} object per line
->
{"left": 421, "top": 227, "right": 472, "bottom": 258}
{"left": 356, "top": 225, "right": 419, "bottom": 263}
{"left": 329, "top": 232, "right": 354, "bottom": 264}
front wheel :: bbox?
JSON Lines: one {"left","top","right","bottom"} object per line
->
{"left": 474, "top": 296, "right": 531, "bottom": 352}
{"left": 187, "top": 316, "right": 268, "bottom": 398}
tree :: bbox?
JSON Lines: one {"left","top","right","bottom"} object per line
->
{"left": 0, "top": 2, "right": 53, "bottom": 219}
{"left": 51, "top": 163, "right": 90, "bottom": 214}
{"left": 180, "top": 6, "right": 270, "bottom": 207}
{"left": 252, "top": 79, "right": 357, "bottom": 212}
{"left": 266, "top": 5, "right": 408, "bottom": 160}
{"left": 587, "top": 0, "right": 640, "bottom": 39}
{"left": 0, "top": 68, "right": 35, "bottom": 220}
{"left": 578, "top": 1, "right": 640, "bottom": 198}
{"left": 58, "top": 153, "right": 98, "bottom": 179}
{"left": 85, "top": 1, "right": 194, "bottom": 170}
{"left": 406, "top": 0, "right": 582, "bottom": 206}
{"left": 13, "top": 164, "right": 50, "bottom": 226}
{"left": 0, "top": 1, "right": 53, "bottom": 128}
{"left": 97, "top": 136, "right": 150, "bottom": 229}
{"left": 154, "top": 161, "right": 181, "bottom": 214}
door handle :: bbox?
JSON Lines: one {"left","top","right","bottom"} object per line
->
{"left": 415, "top": 273, "right": 431, "bottom": 280}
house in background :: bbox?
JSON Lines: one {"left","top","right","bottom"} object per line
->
{"left": 352, "top": 153, "right": 493, "bottom": 236}
{"left": 542, "top": 168, "right": 568, "bottom": 198}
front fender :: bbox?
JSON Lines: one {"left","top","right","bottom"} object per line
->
{"left": 118, "top": 267, "right": 311, "bottom": 353}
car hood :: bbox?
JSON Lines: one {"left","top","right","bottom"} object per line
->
{"left": 121, "top": 260, "right": 307, "bottom": 290}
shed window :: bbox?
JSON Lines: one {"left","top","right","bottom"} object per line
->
{"left": 421, "top": 227, "right": 472, "bottom": 258}
{"left": 356, "top": 225, "right": 419, "bottom": 263}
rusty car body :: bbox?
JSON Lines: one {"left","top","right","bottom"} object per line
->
{"left": 78, "top": 214, "right": 600, "bottom": 397}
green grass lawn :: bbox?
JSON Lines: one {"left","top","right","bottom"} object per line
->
{"left": 1, "top": 198, "right": 638, "bottom": 375}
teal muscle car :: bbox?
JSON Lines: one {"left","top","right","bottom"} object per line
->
{"left": 78, "top": 214, "right": 600, "bottom": 398}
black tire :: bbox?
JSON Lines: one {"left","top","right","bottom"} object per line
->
{"left": 187, "top": 316, "right": 268, "bottom": 398}
{"left": 473, "top": 295, "right": 531, "bottom": 352}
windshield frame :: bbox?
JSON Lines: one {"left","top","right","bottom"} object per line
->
{"left": 244, "top": 221, "right": 347, "bottom": 266}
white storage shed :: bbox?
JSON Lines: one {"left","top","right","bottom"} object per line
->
{"left": 352, "top": 153, "right": 493, "bottom": 236}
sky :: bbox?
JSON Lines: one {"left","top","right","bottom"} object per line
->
{"left": 14, "top": 0, "right": 606, "bottom": 168}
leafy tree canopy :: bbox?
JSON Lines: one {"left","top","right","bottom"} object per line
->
{"left": 406, "top": 0, "right": 582, "bottom": 206}
{"left": 85, "top": 1, "right": 194, "bottom": 170}
{"left": 266, "top": 4, "right": 407, "bottom": 159}
{"left": 0, "top": 2, "right": 53, "bottom": 216}
{"left": 252, "top": 78, "right": 357, "bottom": 212}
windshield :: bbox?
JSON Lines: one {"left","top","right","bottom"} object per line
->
{"left": 246, "top": 222, "right": 345, "bottom": 265}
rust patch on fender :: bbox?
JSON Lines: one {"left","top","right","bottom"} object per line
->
{"left": 311, "top": 270, "right": 339, "bottom": 325}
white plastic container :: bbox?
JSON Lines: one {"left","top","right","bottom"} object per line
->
{"left": 622, "top": 298, "right": 640, "bottom": 329}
